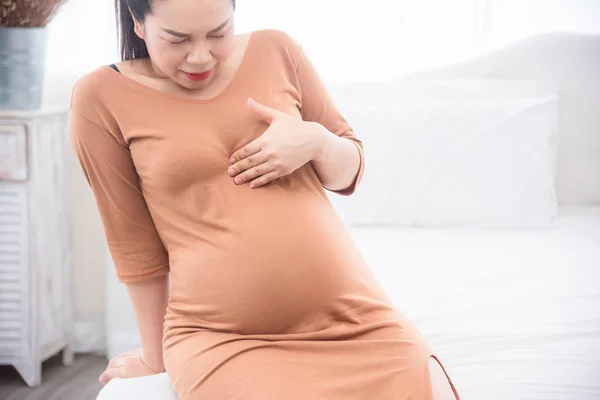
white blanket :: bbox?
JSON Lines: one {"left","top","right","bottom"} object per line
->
{"left": 349, "top": 206, "right": 600, "bottom": 400}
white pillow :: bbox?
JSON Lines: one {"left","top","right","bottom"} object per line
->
{"left": 339, "top": 95, "right": 559, "bottom": 228}
{"left": 327, "top": 78, "right": 541, "bottom": 105}
{"left": 324, "top": 77, "right": 547, "bottom": 220}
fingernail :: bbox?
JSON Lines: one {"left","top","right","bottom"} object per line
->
{"left": 229, "top": 158, "right": 235, "bottom": 164}
{"left": 228, "top": 168, "right": 235, "bottom": 176}
{"left": 235, "top": 177, "right": 241, "bottom": 184}
{"left": 250, "top": 183, "right": 255, "bottom": 189}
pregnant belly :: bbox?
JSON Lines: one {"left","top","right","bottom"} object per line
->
{"left": 167, "top": 195, "right": 381, "bottom": 335}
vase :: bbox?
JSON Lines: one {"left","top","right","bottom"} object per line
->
{"left": 0, "top": 27, "right": 46, "bottom": 110}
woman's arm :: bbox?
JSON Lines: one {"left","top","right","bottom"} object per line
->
{"left": 311, "top": 125, "right": 362, "bottom": 193}
{"left": 227, "top": 101, "right": 362, "bottom": 192}
{"left": 98, "top": 275, "right": 169, "bottom": 384}
{"left": 292, "top": 36, "right": 365, "bottom": 196}
{"left": 225, "top": 33, "right": 365, "bottom": 194}
{"left": 70, "top": 92, "right": 171, "bottom": 384}
{"left": 126, "top": 274, "right": 170, "bottom": 373}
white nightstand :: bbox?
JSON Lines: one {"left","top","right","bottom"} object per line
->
{"left": 0, "top": 108, "right": 73, "bottom": 386}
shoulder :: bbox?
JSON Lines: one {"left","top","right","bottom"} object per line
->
{"left": 70, "top": 65, "right": 118, "bottom": 119}
{"left": 251, "top": 29, "right": 304, "bottom": 66}
{"left": 70, "top": 66, "right": 124, "bottom": 139}
{"left": 253, "top": 28, "right": 298, "bottom": 46}
{"left": 71, "top": 66, "right": 112, "bottom": 103}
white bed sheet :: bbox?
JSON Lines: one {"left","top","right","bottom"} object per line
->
{"left": 348, "top": 206, "right": 600, "bottom": 400}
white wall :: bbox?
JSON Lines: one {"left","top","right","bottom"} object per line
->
{"left": 483, "top": 0, "right": 600, "bottom": 51}
{"left": 234, "top": 0, "right": 479, "bottom": 82}
{"left": 43, "top": 0, "right": 119, "bottom": 352}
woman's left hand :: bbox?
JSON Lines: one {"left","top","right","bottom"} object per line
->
{"left": 227, "top": 98, "right": 327, "bottom": 188}
{"left": 99, "top": 348, "right": 162, "bottom": 385}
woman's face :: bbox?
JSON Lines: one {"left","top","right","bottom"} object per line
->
{"left": 133, "top": 0, "right": 235, "bottom": 89}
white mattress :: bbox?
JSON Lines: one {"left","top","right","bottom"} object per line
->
{"left": 348, "top": 206, "right": 600, "bottom": 400}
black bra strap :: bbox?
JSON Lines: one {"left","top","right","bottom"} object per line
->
{"left": 109, "top": 63, "right": 121, "bottom": 73}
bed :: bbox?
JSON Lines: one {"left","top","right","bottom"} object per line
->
{"left": 329, "top": 31, "right": 600, "bottom": 399}
{"left": 348, "top": 206, "right": 600, "bottom": 399}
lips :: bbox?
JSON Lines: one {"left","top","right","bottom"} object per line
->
{"left": 184, "top": 69, "right": 212, "bottom": 81}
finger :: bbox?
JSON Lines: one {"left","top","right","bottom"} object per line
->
{"left": 249, "top": 170, "right": 281, "bottom": 189}
{"left": 229, "top": 149, "right": 267, "bottom": 178}
{"left": 108, "top": 351, "right": 138, "bottom": 368}
{"left": 229, "top": 140, "right": 262, "bottom": 165}
{"left": 247, "top": 97, "right": 285, "bottom": 124}
{"left": 99, "top": 366, "right": 122, "bottom": 385}
{"left": 108, "top": 357, "right": 123, "bottom": 369}
{"left": 232, "top": 162, "right": 274, "bottom": 186}
{"left": 229, "top": 151, "right": 267, "bottom": 180}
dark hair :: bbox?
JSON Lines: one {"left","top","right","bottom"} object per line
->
{"left": 115, "top": 0, "right": 236, "bottom": 61}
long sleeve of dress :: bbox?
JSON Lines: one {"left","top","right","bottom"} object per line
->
{"left": 293, "top": 43, "right": 365, "bottom": 196}
{"left": 69, "top": 111, "right": 170, "bottom": 283}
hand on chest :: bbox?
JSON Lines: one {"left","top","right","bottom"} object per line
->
{"left": 127, "top": 95, "right": 305, "bottom": 193}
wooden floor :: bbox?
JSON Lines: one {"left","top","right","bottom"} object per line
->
{"left": 0, "top": 354, "right": 105, "bottom": 400}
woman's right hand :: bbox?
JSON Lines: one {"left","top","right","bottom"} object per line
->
{"left": 99, "top": 348, "right": 164, "bottom": 385}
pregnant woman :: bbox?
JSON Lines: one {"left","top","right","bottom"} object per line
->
{"left": 69, "top": 0, "right": 460, "bottom": 398}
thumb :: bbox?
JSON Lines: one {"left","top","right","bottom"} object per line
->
{"left": 99, "top": 366, "right": 122, "bottom": 385}
{"left": 247, "top": 97, "right": 283, "bottom": 124}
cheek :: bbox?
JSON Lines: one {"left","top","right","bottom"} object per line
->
{"left": 213, "top": 38, "right": 236, "bottom": 62}
{"left": 149, "top": 41, "right": 185, "bottom": 66}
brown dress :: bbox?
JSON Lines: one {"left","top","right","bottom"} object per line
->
{"left": 70, "top": 29, "right": 459, "bottom": 400}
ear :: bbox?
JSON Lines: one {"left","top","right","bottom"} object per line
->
{"left": 130, "top": 9, "right": 145, "bottom": 40}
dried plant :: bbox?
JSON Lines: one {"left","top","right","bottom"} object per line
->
{"left": 0, "top": 0, "right": 67, "bottom": 27}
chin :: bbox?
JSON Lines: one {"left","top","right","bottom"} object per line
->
{"left": 180, "top": 67, "right": 219, "bottom": 89}
{"left": 176, "top": 74, "right": 210, "bottom": 90}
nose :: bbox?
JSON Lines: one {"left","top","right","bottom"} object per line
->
{"left": 186, "top": 42, "right": 212, "bottom": 66}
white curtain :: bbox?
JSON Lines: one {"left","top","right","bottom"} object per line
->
{"left": 49, "top": 0, "right": 600, "bottom": 356}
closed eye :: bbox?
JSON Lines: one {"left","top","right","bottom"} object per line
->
{"left": 168, "top": 38, "right": 188, "bottom": 44}
{"left": 211, "top": 26, "right": 231, "bottom": 40}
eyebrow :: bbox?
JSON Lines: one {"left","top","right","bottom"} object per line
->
{"left": 162, "top": 18, "right": 231, "bottom": 37}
